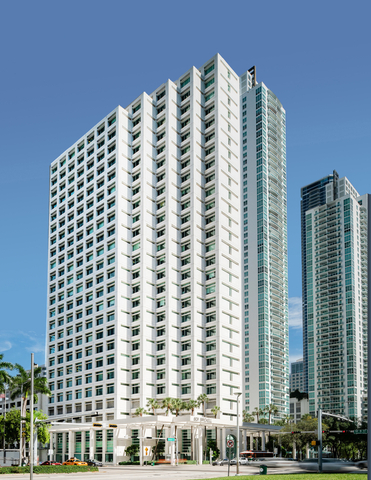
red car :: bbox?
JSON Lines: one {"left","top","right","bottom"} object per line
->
{"left": 41, "top": 461, "right": 62, "bottom": 466}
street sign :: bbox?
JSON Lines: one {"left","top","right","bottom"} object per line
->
{"left": 143, "top": 446, "right": 151, "bottom": 456}
{"left": 93, "top": 423, "right": 102, "bottom": 427}
{"left": 167, "top": 437, "right": 175, "bottom": 441}
{"left": 354, "top": 429, "right": 367, "bottom": 434}
{"left": 227, "top": 439, "right": 234, "bottom": 448}
{"left": 109, "top": 424, "right": 117, "bottom": 428}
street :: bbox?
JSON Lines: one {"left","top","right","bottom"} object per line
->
{"left": 0, "top": 463, "right": 366, "bottom": 479}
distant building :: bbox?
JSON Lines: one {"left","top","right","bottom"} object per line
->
{"left": 289, "top": 396, "right": 309, "bottom": 423}
{"left": 290, "top": 358, "right": 304, "bottom": 393}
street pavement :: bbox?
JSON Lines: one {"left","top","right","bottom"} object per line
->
{"left": 0, "top": 463, "right": 365, "bottom": 479}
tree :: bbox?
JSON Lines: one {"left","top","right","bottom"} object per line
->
{"left": 197, "top": 394, "right": 209, "bottom": 459}
{"left": 197, "top": 394, "right": 208, "bottom": 417}
{"left": 134, "top": 407, "right": 147, "bottom": 417}
{"left": 243, "top": 410, "right": 255, "bottom": 423}
{"left": 10, "top": 364, "right": 51, "bottom": 420}
{"left": 171, "top": 398, "right": 185, "bottom": 417}
{"left": 0, "top": 354, "right": 13, "bottom": 393}
{"left": 10, "top": 363, "right": 50, "bottom": 462}
{"left": 161, "top": 397, "right": 174, "bottom": 416}
{"left": 264, "top": 404, "right": 279, "bottom": 425}
{"left": 186, "top": 399, "right": 199, "bottom": 415}
{"left": 211, "top": 406, "right": 221, "bottom": 445}
{"left": 146, "top": 398, "right": 160, "bottom": 415}
{"left": 207, "top": 439, "right": 220, "bottom": 460}
{"left": 252, "top": 407, "right": 264, "bottom": 423}
{"left": 0, "top": 409, "right": 49, "bottom": 462}
{"left": 279, "top": 415, "right": 327, "bottom": 458}
{"left": 126, "top": 443, "right": 139, "bottom": 460}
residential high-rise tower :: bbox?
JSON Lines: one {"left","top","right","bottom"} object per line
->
{"left": 302, "top": 174, "right": 368, "bottom": 418}
{"left": 239, "top": 77, "right": 289, "bottom": 419}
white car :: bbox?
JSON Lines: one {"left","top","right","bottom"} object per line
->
{"left": 230, "top": 457, "right": 248, "bottom": 465}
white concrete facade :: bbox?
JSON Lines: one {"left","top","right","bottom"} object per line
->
{"left": 46, "top": 54, "right": 289, "bottom": 462}
{"left": 46, "top": 55, "right": 247, "bottom": 432}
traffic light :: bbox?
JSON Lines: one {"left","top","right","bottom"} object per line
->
{"left": 291, "top": 431, "right": 300, "bottom": 434}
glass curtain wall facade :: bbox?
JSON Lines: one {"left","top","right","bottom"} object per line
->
{"left": 301, "top": 171, "right": 338, "bottom": 393}
{"left": 240, "top": 78, "right": 289, "bottom": 420}
{"left": 303, "top": 176, "right": 368, "bottom": 418}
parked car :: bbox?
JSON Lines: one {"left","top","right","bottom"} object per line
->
{"left": 86, "top": 459, "right": 103, "bottom": 467}
{"left": 41, "top": 461, "right": 62, "bottom": 466}
{"left": 212, "top": 458, "right": 230, "bottom": 466}
{"left": 256, "top": 458, "right": 298, "bottom": 467}
{"left": 299, "top": 458, "right": 356, "bottom": 473}
{"left": 230, "top": 457, "right": 248, "bottom": 465}
{"left": 62, "top": 458, "right": 88, "bottom": 466}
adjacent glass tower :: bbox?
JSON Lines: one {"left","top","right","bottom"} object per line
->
{"left": 240, "top": 76, "right": 289, "bottom": 419}
{"left": 301, "top": 171, "right": 339, "bottom": 393}
{"left": 302, "top": 175, "right": 368, "bottom": 419}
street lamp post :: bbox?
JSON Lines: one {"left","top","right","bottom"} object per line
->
{"left": 234, "top": 392, "right": 242, "bottom": 476}
{"left": 30, "top": 354, "right": 34, "bottom": 480}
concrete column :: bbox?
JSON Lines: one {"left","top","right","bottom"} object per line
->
{"left": 305, "top": 443, "right": 310, "bottom": 459}
{"left": 68, "top": 431, "right": 74, "bottom": 459}
{"left": 49, "top": 432, "right": 54, "bottom": 461}
{"left": 170, "top": 424, "right": 175, "bottom": 466}
{"left": 61, "top": 432, "right": 66, "bottom": 462}
{"left": 243, "top": 430, "right": 247, "bottom": 450}
{"left": 261, "top": 432, "right": 265, "bottom": 451}
{"left": 81, "top": 431, "right": 85, "bottom": 461}
{"left": 220, "top": 428, "right": 226, "bottom": 458}
{"left": 293, "top": 440, "right": 296, "bottom": 459}
{"left": 89, "top": 429, "right": 95, "bottom": 459}
{"left": 102, "top": 429, "right": 107, "bottom": 465}
{"left": 197, "top": 427, "right": 203, "bottom": 466}
{"left": 113, "top": 428, "right": 118, "bottom": 465}
{"left": 139, "top": 426, "right": 144, "bottom": 466}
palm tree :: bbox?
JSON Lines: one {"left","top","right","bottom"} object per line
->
{"left": 0, "top": 354, "right": 13, "bottom": 393}
{"left": 161, "top": 397, "right": 174, "bottom": 415}
{"left": 146, "top": 398, "right": 160, "bottom": 415}
{"left": 171, "top": 398, "right": 185, "bottom": 417}
{"left": 243, "top": 410, "right": 255, "bottom": 423}
{"left": 264, "top": 404, "right": 279, "bottom": 425}
{"left": 197, "top": 394, "right": 209, "bottom": 460}
{"left": 197, "top": 393, "right": 209, "bottom": 417}
{"left": 211, "top": 405, "right": 221, "bottom": 447}
{"left": 186, "top": 399, "right": 199, "bottom": 415}
{"left": 252, "top": 407, "right": 264, "bottom": 423}
{"left": 10, "top": 364, "right": 51, "bottom": 421}
{"left": 10, "top": 363, "right": 50, "bottom": 463}
{"left": 133, "top": 407, "right": 147, "bottom": 417}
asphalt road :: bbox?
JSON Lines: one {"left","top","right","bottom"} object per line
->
{"left": 0, "top": 464, "right": 365, "bottom": 479}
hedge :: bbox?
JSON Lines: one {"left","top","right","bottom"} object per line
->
{"left": 0, "top": 465, "right": 99, "bottom": 474}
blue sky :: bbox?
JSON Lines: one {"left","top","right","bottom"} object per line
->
{"left": 0, "top": 0, "right": 370, "bottom": 369}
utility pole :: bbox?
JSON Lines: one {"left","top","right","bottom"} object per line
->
{"left": 30, "top": 354, "right": 34, "bottom": 480}
{"left": 234, "top": 392, "right": 242, "bottom": 475}
{"left": 317, "top": 408, "right": 322, "bottom": 473}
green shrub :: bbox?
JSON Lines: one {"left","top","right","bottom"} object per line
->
{"left": 186, "top": 460, "right": 197, "bottom": 464}
{"left": 0, "top": 465, "right": 98, "bottom": 474}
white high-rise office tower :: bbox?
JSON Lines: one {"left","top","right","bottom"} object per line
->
{"left": 239, "top": 77, "right": 289, "bottom": 419}
{"left": 46, "top": 54, "right": 289, "bottom": 436}
{"left": 302, "top": 175, "right": 369, "bottom": 419}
